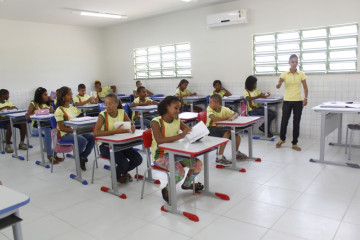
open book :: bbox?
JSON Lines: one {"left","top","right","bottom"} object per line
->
{"left": 186, "top": 121, "right": 209, "bottom": 143}
{"left": 114, "top": 121, "right": 131, "bottom": 130}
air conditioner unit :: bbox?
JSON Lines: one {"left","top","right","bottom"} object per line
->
{"left": 207, "top": 9, "right": 249, "bottom": 28}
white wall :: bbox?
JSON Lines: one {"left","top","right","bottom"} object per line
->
{"left": 0, "top": 19, "right": 104, "bottom": 108}
{"left": 104, "top": 0, "right": 360, "bottom": 140}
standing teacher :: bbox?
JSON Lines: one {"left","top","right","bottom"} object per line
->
{"left": 275, "top": 54, "right": 308, "bottom": 151}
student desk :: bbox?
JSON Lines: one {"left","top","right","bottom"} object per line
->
{"left": 77, "top": 104, "right": 99, "bottom": 116}
{"left": 130, "top": 105, "right": 158, "bottom": 130}
{"left": 183, "top": 96, "right": 206, "bottom": 112}
{"left": 253, "top": 97, "right": 283, "bottom": 140}
{"left": 117, "top": 94, "right": 130, "bottom": 102}
{"left": 150, "top": 96, "right": 165, "bottom": 102}
{"left": 94, "top": 130, "right": 145, "bottom": 198}
{"left": 310, "top": 102, "right": 360, "bottom": 168}
{"left": 64, "top": 117, "right": 97, "bottom": 185}
{"left": 221, "top": 96, "right": 243, "bottom": 107}
{"left": 0, "top": 110, "right": 27, "bottom": 156}
{"left": 158, "top": 136, "right": 230, "bottom": 222}
{"left": 30, "top": 114, "right": 54, "bottom": 168}
{"left": 0, "top": 185, "right": 30, "bottom": 240}
{"left": 215, "top": 117, "right": 261, "bottom": 172}
{"left": 5, "top": 112, "right": 28, "bottom": 160}
{"left": 179, "top": 112, "right": 198, "bottom": 126}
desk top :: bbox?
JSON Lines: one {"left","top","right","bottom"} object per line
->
{"left": 150, "top": 96, "right": 166, "bottom": 101}
{"left": 179, "top": 112, "right": 198, "bottom": 121}
{"left": 222, "top": 96, "right": 244, "bottom": 102}
{"left": 131, "top": 105, "right": 158, "bottom": 111}
{"left": 159, "top": 136, "right": 229, "bottom": 158}
{"left": 253, "top": 97, "right": 283, "bottom": 103}
{"left": 0, "top": 110, "right": 27, "bottom": 117}
{"left": 5, "top": 112, "right": 27, "bottom": 118}
{"left": 30, "top": 114, "right": 54, "bottom": 120}
{"left": 183, "top": 96, "right": 206, "bottom": 101}
{"left": 117, "top": 94, "right": 126, "bottom": 97}
{"left": 215, "top": 116, "right": 261, "bottom": 126}
{"left": 313, "top": 101, "right": 360, "bottom": 113}
{"left": 0, "top": 186, "right": 30, "bottom": 217}
{"left": 77, "top": 104, "right": 99, "bottom": 109}
{"left": 95, "top": 130, "right": 144, "bottom": 143}
{"left": 64, "top": 117, "right": 98, "bottom": 127}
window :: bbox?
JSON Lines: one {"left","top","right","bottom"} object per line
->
{"left": 134, "top": 42, "right": 191, "bottom": 79}
{"left": 253, "top": 23, "right": 359, "bottom": 74}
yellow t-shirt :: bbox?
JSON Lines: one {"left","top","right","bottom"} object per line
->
{"left": 206, "top": 106, "right": 234, "bottom": 128}
{"left": 151, "top": 116, "right": 180, "bottom": 162}
{"left": 280, "top": 70, "right": 307, "bottom": 101}
{"left": 99, "top": 109, "right": 125, "bottom": 131}
{"left": 97, "top": 86, "right": 112, "bottom": 101}
{"left": 30, "top": 101, "right": 50, "bottom": 127}
{"left": 176, "top": 88, "right": 190, "bottom": 106}
{"left": 73, "top": 94, "right": 91, "bottom": 114}
{"left": 0, "top": 100, "right": 15, "bottom": 118}
{"left": 243, "top": 89, "right": 262, "bottom": 112}
{"left": 210, "top": 90, "right": 226, "bottom": 97}
{"left": 131, "top": 97, "right": 152, "bottom": 122}
{"left": 54, "top": 105, "right": 79, "bottom": 136}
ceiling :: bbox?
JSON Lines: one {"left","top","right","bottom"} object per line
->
{"left": 0, "top": 0, "right": 235, "bottom": 28}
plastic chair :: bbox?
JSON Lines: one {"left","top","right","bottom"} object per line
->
{"left": 140, "top": 129, "right": 169, "bottom": 199}
{"left": 124, "top": 103, "right": 141, "bottom": 128}
{"left": 345, "top": 124, "right": 360, "bottom": 160}
{"left": 98, "top": 103, "right": 105, "bottom": 112}
{"left": 205, "top": 95, "right": 210, "bottom": 105}
{"left": 49, "top": 116, "right": 74, "bottom": 172}
{"left": 129, "top": 94, "right": 134, "bottom": 103}
{"left": 197, "top": 111, "right": 207, "bottom": 124}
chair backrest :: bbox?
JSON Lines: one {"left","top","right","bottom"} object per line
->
{"left": 124, "top": 102, "right": 132, "bottom": 117}
{"left": 50, "top": 116, "right": 57, "bottom": 129}
{"left": 142, "top": 129, "right": 152, "bottom": 148}
{"left": 98, "top": 103, "right": 105, "bottom": 112}
{"left": 152, "top": 94, "right": 164, "bottom": 98}
{"left": 205, "top": 95, "right": 210, "bottom": 105}
{"left": 129, "top": 94, "right": 134, "bottom": 103}
{"left": 198, "top": 111, "right": 207, "bottom": 124}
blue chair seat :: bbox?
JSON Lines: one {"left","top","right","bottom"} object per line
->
{"left": 58, "top": 140, "right": 74, "bottom": 145}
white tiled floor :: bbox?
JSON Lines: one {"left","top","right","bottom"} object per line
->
{"left": 1, "top": 133, "right": 360, "bottom": 240}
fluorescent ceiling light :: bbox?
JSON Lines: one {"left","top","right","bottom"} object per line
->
{"left": 78, "top": 11, "right": 127, "bottom": 19}
{"left": 182, "top": 0, "right": 192, "bottom": 2}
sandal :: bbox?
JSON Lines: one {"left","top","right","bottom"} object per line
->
{"left": 54, "top": 156, "right": 64, "bottom": 162}
{"left": 47, "top": 156, "right": 59, "bottom": 165}
{"left": 276, "top": 140, "right": 285, "bottom": 148}
{"left": 181, "top": 182, "right": 204, "bottom": 191}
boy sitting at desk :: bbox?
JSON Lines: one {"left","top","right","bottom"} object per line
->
{"left": 73, "top": 84, "right": 98, "bottom": 117}
{"left": 210, "top": 80, "right": 232, "bottom": 97}
{"left": 95, "top": 80, "right": 117, "bottom": 102}
{"left": 206, "top": 94, "right": 247, "bottom": 165}
{"left": 130, "top": 86, "right": 158, "bottom": 129}
{"left": 0, "top": 89, "right": 28, "bottom": 153}
{"left": 133, "top": 80, "right": 153, "bottom": 98}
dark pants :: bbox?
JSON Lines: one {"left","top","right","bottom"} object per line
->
{"left": 99, "top": 144, "right": 142, "bottom": 178}
{"left": 280, "top": 101, "right": 303, "bottom": 145}
{"left": 248, "top": 107, "right": 276, "bottom": 133}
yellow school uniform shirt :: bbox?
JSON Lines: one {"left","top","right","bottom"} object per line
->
{"left": 98, "top": 109, "right": 125, "bottom": 146}
{"left": 151, "top": 116, "right": 180, "bottom": 162}
{"left": 206, "top": 106, "right": 234, "bottom": 128}
{"left": 280, "top": 70, "right": 307, "bottom": 101}
{"left": 210, "top": 90, "right": 226, "bottom": 97}
{"left": 175, "top": 88, "right": 190, "bottom": 106}
{"left": 0, "top": 100, "right": 15, "bottom": 118}
{"left": 73, "top": 94, "right": 91, "bottom": 115}
{"left": 30, "top": 101, "right": 50, "bottom": 127}
{"left": 54, "top": 105, "right": 79, "bottom": 136}
{"left": 243, "top": 88, "right": 261, "bottom": 112}
{"left": 97, "top": 86, "right": 112, "bottom": 101}
{"left": 131, "top": 97, "right": 152, "bottom": 122}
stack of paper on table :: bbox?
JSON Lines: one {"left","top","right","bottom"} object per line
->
{"left": 114, "top": 121, "right": 131, "bottom": 130}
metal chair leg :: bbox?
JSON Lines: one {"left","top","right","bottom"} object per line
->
{"left": 349, "top": 129, "right": 353, "bottom": 161}
{"left": 345, "top": 127, "right": 349, "bottom": 154}
{"left": 140, "top": 167, "right": 149, "bottom": 199}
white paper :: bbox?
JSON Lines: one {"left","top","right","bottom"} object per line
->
{"left": 70, "top": 116, "right": 97, "bottom": 122}
{"left": 186, "top": 121, "right": 209, "bottom": 143}
{"left": 320, "top": 101, "right": 360, "bottom": 108}
{"left": 114, "top": 121, "right": 131, "bottom": 130}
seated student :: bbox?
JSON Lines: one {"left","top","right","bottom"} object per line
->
{"left": 244, "top": 75, "right": 275, "bottom": 138}
{"left": 94, "top": 94, "right": 142, "bottom": 183}
{"left": 130, "top": 86, "right": 158, "bottom": 129}
{"left": 175, "top": 79, "right": 202, "bottom": 113}
{"left": 54, "top": 86, "right": 95, "bottom": 171}
{"left": 25, "top": 87, "right": 64, "bottom": 164}
{"left": 133, "top": 80, "right": 154, "bottom": 98}
{"left": 0, "top": 89, "right": 28, "bottom": 153}
{"left": 210, "top": 80, "right": 232, "bottom": 97}
{"left": 73, "top": 84, "right": 98, "bottom": 117}
{"left": 151, "top": 96, "right": 204, "bottom": 203}
{"left": 206, "top": 94, "right": 247, "bottom": 165}
{"left": 95, "top": 80, "right": 117, "bottom": 102}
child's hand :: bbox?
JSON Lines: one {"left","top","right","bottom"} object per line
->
{"left": 180, "top": 128, "right": 191, "bottom": 138}
{"left": 130, "top": 124, "right": 135, "bottom": 133}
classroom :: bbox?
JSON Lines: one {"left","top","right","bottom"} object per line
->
{"left": 1, "top": 0, "right": 360, "bottom": 239}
